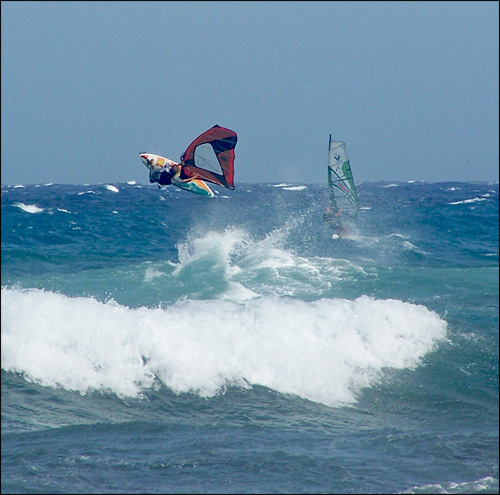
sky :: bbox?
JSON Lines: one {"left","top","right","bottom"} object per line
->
{"left": 1, "top": 1, "right": 498, "bottom": 186}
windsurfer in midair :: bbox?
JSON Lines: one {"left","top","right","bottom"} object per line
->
{"left": 148, "top": 161, "right": 191, "bottom": 187}
{"left": 149, "top": 164, "right": 174, "bottom": 186}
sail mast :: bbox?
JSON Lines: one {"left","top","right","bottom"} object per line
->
{"left": 327, "top": 134, "right": 338, "bottom": 208}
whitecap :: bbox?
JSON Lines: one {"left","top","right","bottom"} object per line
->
{"left": 13, "top": 202, "right": 44, "bottom": 214}
{"left": 449, "top": 197, "right": 487, "bottom": 205}
{"left": 2, "top": 287, "right": 447, "bottom": 407}
{"left": 282, "top": 185, "right": 307, "bottom": 191}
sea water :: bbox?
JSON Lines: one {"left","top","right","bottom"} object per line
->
{"left": 1, "top": 180, "right": 498, "bottom": 494}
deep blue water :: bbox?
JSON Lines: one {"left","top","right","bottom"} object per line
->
{"left": 1, "top": 180, "right": 498, "bottom": 494}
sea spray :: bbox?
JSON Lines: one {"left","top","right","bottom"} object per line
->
{"left": 2, "top": 287, "right": 447, "bottom": 407}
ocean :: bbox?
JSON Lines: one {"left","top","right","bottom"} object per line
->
{"left": 1, "top": 180, "right": 498, "bottom": 494}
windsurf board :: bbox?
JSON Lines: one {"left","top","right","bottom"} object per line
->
{"left": 139, "top": 153, "right": 215, "bottom": 197}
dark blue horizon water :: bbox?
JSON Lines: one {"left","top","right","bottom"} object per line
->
{"left": 2, "top": 180, "right": 498, "bottom": 494}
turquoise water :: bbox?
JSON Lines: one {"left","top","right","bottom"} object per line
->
{"left": 2, "top": 180, "right": 498, "bottom": 494}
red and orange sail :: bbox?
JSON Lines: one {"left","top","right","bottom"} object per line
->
{"left": 180, "top": 125, "right": 237, "bottom": 190}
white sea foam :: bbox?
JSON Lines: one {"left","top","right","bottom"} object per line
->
{"left": 105, "top": 185, "right": 119, "bottom": 193}
{"left": 13, "top": 202, "right": 44, "bottom": 214}
{"left": 144, "top": 266, "right": 166, "bottom": 282}
{"left": 387, "top": 233, "right": 426, "bottom": 253}
{"left": 1, "top": 286, "right": 447, "bottom": 407}
{"left": 400, "top": 476, "right": 498, "bottom": 494}
{"left": 449, "top": 196, "right": 488, "bottom": 205}
{"left": 282, "top": 185, "right": 307, "bottom": 191}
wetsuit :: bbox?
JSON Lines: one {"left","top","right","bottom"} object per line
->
{"left": 149, "top": 167, "right": 174, "bottom": 185}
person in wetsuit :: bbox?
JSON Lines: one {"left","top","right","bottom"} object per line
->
{"left": 148, "top": 162, "right": 188, "bottom": 187}
{"left": 324, "top": 206, "right": 348, "bottom": 237}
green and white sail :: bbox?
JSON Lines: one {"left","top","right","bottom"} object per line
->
{"left": 327, "top": 135, "right": 359, "bottom": 219}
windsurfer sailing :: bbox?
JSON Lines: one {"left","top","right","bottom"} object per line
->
{"left": 324, "top": 206, "right": 348, "bottom": 237}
